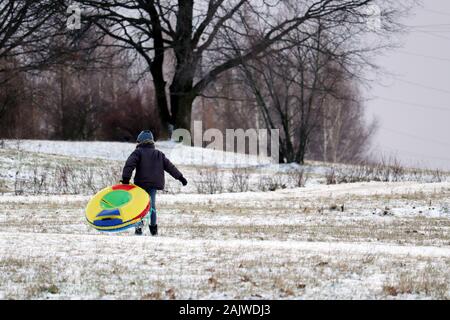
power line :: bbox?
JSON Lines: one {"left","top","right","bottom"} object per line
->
{"left": 408, "top": 27, "right": 450, "bottom": 32}
{"left": 382, "top": 146, "right": 450, "bottom": 163}
{"left": 422, "top": 7, "right": 450, "bottom": 17}
{"left": 408, "top": 29, "right": 450, "bottom": 34}
{"left": 393, "top": 77, "right": 450, "bottom": 96}
{"left": 380, "top": 126, "right": 450, "bottom": 148}
{"left": 406, "top": 24, "right": 450, "bottom": 34}
{"left": 371, "top": 96, "right": 450, "bottom": 112}
{"left": 406, "top": 23, "right": 450, "bottom": 28}
{"left": 397, "top": 50, "right": 450, "bottom": 63}
{"left": 412, "top": 30, "right": 450, "bottom": 41}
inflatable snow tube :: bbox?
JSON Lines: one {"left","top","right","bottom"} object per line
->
{"left": 85, "top": 184, "right": 150, "bottom": 232}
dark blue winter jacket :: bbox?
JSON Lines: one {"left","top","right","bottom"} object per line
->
{"left": 121, "top": 142, "right": 183, "bottom": 190}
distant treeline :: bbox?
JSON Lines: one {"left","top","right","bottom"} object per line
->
{"left": 0, "top": 1, "right": 409, "bottom": 164}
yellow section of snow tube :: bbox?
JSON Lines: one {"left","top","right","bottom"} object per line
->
{"left": 85, "top": 184, "right": 150, "bottom": 231}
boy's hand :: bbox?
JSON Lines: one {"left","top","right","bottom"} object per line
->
{"left": 120, "top": 179, "right": 129, "bottom": 184}
{"left": 179, "top": 176, "right": 188, "bottom": 186}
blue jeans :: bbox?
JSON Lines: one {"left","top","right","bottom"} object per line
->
{"left": 136, "top": 188, "right": 157, "bottom": 227}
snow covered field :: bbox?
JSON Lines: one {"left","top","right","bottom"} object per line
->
{"left": 0, "top": 140, "right": 449, "bottom": 299}
{"left": 0, "top": 139, "right": 317, "bottom": 195}
{"left": 1, "top": 139, "right": 275, "bottom": 167}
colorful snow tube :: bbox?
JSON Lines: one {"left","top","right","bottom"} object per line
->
{"left": 85, "top": 184, "right": 150, "bottom": 232}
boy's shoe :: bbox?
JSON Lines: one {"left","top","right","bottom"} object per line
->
{"left": 135, "top": 222, "right": 144, "bottom": 235}
{"left": 149, "top": 224, "right": 158, "bottom": 236}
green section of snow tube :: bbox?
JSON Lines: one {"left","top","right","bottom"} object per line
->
{"left": 100, "top": 190, "right": 132, "bottom": 209}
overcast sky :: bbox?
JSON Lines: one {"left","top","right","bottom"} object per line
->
{"left": 366, "top": 0, "right": 450, "bottom": 170}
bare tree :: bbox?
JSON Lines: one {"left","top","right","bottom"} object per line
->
{"left": 0, "top": 58, "right": 25, "bottom": 137}
{"left": 0, "top": 1, "right": 67, "bottom": 74}
{"left": 232, "top": 0, "right": 401, "bottom": 163}
{"left": 236, "top": 23, "right": 354, "bottom": 163}
{"left": 308, "top": 84, "right": 379, "bottom": 164}
{"left": 66, "top": 0, "right": 391, "bottom": 137}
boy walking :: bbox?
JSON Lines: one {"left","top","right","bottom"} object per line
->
{"left": 121, "top": 130, "right": 187, "bottom": 236}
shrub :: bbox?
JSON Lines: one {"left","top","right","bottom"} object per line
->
{"left": 195, "top": 167, "right": 224, "bottom": 194}
{"left": 287, "top": 169, "right": 308, "bottom": 188}
{"left": 229, "top": 168, "right": 250, "bottom": 192}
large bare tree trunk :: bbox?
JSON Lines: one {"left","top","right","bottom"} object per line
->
{"left": 46, "top": 0, "right": 402, "bottom": 140}
{"left": 171, "top": 92, "right": 195, "bottom": 131}
{"left": 169, "top": 71, "right": 196, "bottom": 131}
{"left": 150, "top": 66, "right": 171, "bottom": 139}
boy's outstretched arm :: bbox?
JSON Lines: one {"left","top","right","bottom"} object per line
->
{"left": 163, "top": 154, "right": 187, "bottom": 186}
{"left": 121, "top": 150, "right": 140, "bottom": 184}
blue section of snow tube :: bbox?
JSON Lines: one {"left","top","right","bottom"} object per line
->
{"left": 96, "top": 209, "right": 121, "bottom": 217}
{"left": 98, "top": 223, "right": 139, "bottom": 232}
{"left": 85, "top": 217, "right": 140, "bottom": 232}
{"left": 93, "top": 218, "right": 123, "bottom": 227}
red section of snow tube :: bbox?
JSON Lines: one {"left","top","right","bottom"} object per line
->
{"left": 112, "top": 184, "right": 135, "bottom": 191}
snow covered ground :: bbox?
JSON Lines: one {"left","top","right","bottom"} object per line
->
{"left": 2, "top": 139, "right": 276, "bottom": 168}
{"left": 0, "top": 140, "right": 449, "bottom": 299}
{"left": 0, "top": 139, "right": 326, "bottom": 195}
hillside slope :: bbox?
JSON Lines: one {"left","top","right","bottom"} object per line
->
{"left": 1, "top": 179, "right": 449, "bottom": 299}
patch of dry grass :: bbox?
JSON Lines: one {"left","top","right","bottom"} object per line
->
{"left": 383, "top": 265, "right": 449, "bottom": 299}
{"left": 1, "top": 179, "right": 449, "bottom": 299}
